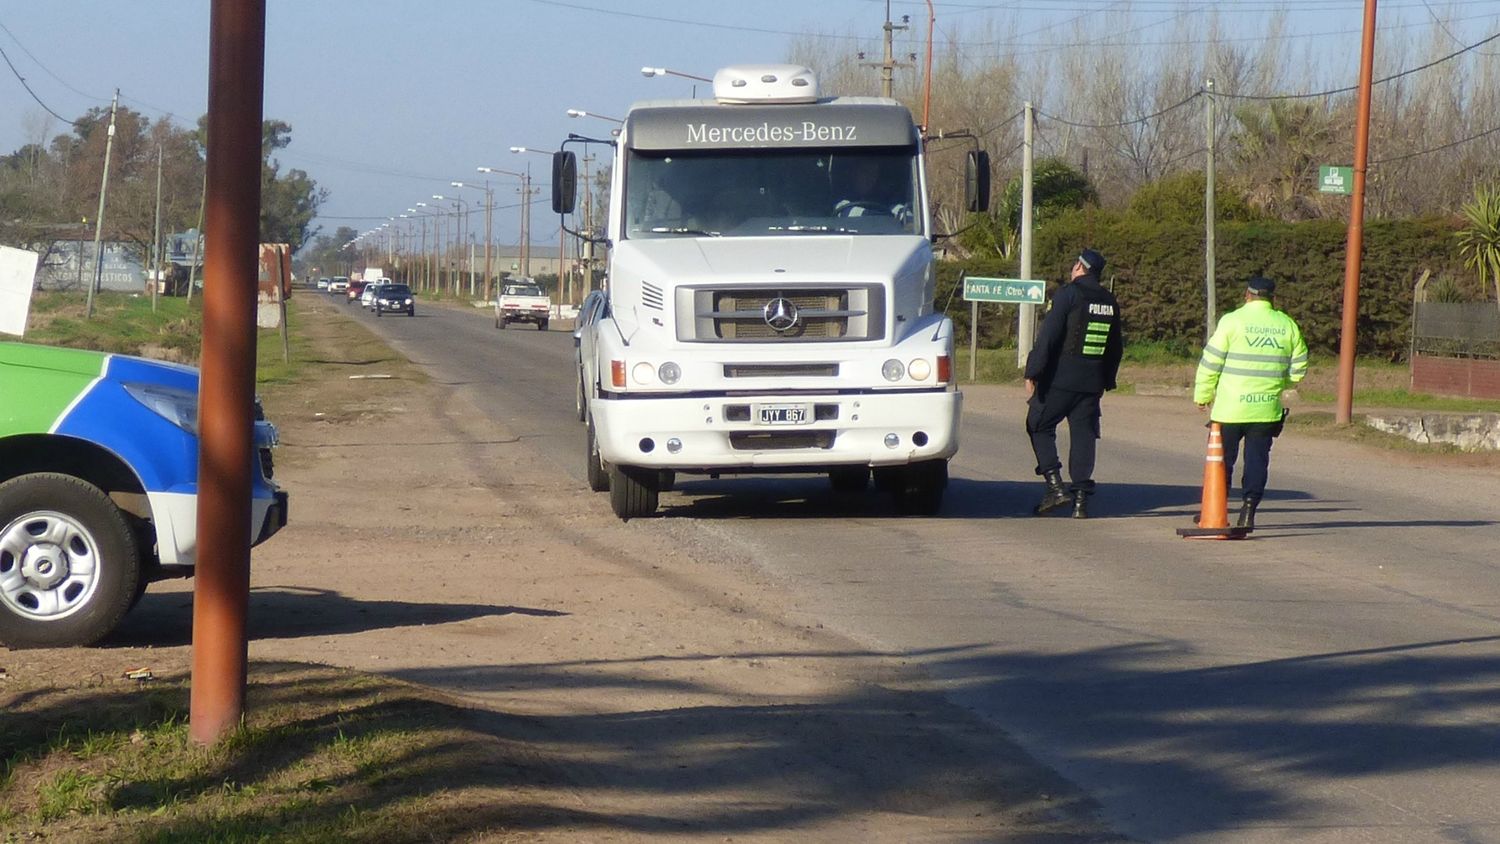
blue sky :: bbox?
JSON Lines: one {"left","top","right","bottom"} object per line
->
{"left": 3, "top": 0, "right": 1496, "bottom": 252}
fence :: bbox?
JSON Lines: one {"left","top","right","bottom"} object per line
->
{"left": 1411, "top": 301, "right": 1500, "bottom": 398}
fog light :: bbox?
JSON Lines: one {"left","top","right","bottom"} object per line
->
{"left": 667, "top": 437, "right": 683, "bottom": 454}
{"left": 881, "top": 359, "right": 905, "bottom": 381}
{"left": 908, "top": 358, "right": 932, "bottom": 380}
{"left": 658, "top": 361, "right": 682, "bottom": 384}
{"left": 884, "top": 433, "right": 900, "bottom": 448}
{"left": 913, "top": 431, "right": 929, "bottom": 446}
{"left": 639, "top": 437, "right": 656, "bottom": 453}
{"left": 632, "top": 362, "right": 656, "bottom": 385}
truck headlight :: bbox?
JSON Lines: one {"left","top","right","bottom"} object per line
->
{"left": 124, "top": 383, "right": 199, "bottom": 435}
{"left": 632, "top": 362, "right": 656, "bottom": 385}
{"left": 908, "top": 358, "right": 932, "bottom": 381}
{"left": 881, "top": 359, "right": 905, "bottom": 382}
{"left": 658, "top": 362, "right": 681, "bottom": 384}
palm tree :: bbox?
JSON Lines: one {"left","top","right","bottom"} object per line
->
{"left": 1455, "top": 183, "right": 1500, "bottom": 309}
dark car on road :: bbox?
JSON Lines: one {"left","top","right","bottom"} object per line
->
{"left": 374, "top": 283, "right": 415, "bottom": 317}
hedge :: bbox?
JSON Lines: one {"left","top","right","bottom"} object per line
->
{"left": 938, "top": 212, "right": 1472, "bottom": 360}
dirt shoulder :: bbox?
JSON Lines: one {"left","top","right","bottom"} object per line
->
{"left": 2, "top": 297, "right": 1120, "bottom": 842}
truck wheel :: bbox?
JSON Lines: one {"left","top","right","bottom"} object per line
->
{"left": 538, "top": 321, "right": 548, "bottom": 331}
{"left": 891, "top": 460, "right": 948, "bottom": 516}
{"left": 585, "top": 416, "right": 610, "bottom": 493}
{"left": 376, "top": 307, "right": 383, "bottom": 317}
{"left": 829, "top": 466, "right": 871, "bottom": 493}
{"left": 496, "top": 316, "right": 506, "bottom": 329}
{"left": 609, "top": 464, "right": 658, "bottom": 520}
{"left": 575, "top": 372, "right": 586, "bottom": 422}
{"left": 0, "top": 473, "right": 142, "bottom": 648}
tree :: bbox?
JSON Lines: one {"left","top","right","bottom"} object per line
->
{"left": 193, "top": 117, "right": 326, "bottom": 253}
{"left": 1455, "top": 183, "right": 1500, "bottom": 307}
{"left": 958, "top": 158, "right": 1095, "bottom": 260}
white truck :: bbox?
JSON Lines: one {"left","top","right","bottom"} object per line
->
{"left": 553, "top": 64, "right": 988, "bottom": 519}
{"left": 494, "top": 277, "right": 552, "bottom": 330}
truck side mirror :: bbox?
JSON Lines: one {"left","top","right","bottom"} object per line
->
{"left": 552, "top": 151, "right": 578, "bottom": 214}
{"left": 965, "top": 150, "right": 991, "bottom": 213}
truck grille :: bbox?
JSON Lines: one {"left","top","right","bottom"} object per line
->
{"left": 678, "top": 285, "right": 884, "bottom": 343}
{"left": 729, "top": 430, "right": 836, "bottom": 450}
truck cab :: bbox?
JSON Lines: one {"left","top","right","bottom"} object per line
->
{"left": 563, "top": 64, "right": 981, "bottom": 519}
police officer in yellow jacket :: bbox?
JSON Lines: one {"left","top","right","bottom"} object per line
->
{"left": 1193, "top": 275, "right": 1308, "bottom": 528}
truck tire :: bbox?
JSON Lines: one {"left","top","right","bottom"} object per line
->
{"left": 609, "top": 464, "right": 658, "bottom": 520}
{"left": 496, "top": 315, "right": 506, "bottom": 329}
{"left": 0, "top": 473, "right": 143, "bottom": 648}
{"left": 538, "top": 320, "right": 548, "bottom": 331}
{"left": 829, "top": 466, "right": 871, "bottom": 493}
{"left": 585, "top": 416, "right": 610, "bottom": 493}
{"left": 575, "top": 372, "right": 586, "bottom": 422}
{"left": 891, "top": 460, "right": 948, "bottom": 516}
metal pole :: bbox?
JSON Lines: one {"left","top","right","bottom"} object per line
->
{"left": 1017, "top": 101, "right": 1035, "bottom": 368}
{"left": 151, "top": 144, "right": 163, "bottom": 311}
{"left": 969, "top": 298, "right": 978, "bottom": 381}
{"left": 1204, "top": 78, "right": 1217, "bottom": 344}
{"left": 483, "top": 182, "right": 493, "bottom": 301}
{"left": 1336, "top": 0, "right": 1379, "bottom": 426}
{"left": 84, "top": 89, "right": 119, "bottom": 319}
{"left": 191, "top": 0, "right": 265, "bottom": 745}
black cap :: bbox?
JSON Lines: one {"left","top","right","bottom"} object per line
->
{"left": 1247, "top": 276, "right": 1276, "bottom": 296}
{"left": 1077, "top": 248, "right": 1105, "bottom": 275}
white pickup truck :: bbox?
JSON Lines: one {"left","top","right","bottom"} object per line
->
{"left": 495, "top": 278, "right": 552, "bottom": 330}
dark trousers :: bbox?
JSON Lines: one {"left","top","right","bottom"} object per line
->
{"left": 1026, "top": 388, "right": 1102, "bottom": 492}
{"left": 1219, "top": 421, "right": 1278, "bottom": 503}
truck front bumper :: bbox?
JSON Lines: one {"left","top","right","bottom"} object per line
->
{"left": 593, "top": 389, "right": 961, "bottom": 470}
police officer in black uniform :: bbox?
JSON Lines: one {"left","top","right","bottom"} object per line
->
{"left": 1024, "top": 248, "right": 1124, "bottom": 518}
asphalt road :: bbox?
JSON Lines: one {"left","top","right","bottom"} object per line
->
{"left": 359, "top": 296, "right": 1500, "bottom": 844}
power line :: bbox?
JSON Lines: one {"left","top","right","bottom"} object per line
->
{"left": 0, "top": 40, "right": 81, "bottom": 127}
{"left": 1220, "top": 28, "right": 1500, "bottom": 101}
{"left": 1037, "top": 91, "right": 1201, "bottom": 129}
{"left": 1374, "top": 123, "right": 1500, "bottom": 164}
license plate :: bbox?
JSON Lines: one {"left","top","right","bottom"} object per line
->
{"left": 756, "top": 403, "right": 811, "bottom": 425}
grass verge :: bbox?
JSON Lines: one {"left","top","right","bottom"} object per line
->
{"left": 0, "top": 663, "right": 538, "bottom": 843}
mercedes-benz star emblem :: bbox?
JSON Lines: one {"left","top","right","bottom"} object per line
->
{"left": 762, "top": 297, "right": 800, "bottom": 332}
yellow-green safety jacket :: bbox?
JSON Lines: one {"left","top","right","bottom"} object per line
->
{"left": 1194, "top": 300, "right": 1309, "bottom": 423}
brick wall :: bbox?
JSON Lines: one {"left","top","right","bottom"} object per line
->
{"left": 1412, "top": 354, "right": 1500, "bottom": 399}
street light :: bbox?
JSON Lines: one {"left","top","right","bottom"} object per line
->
{"left": 566, "top": 108, "right": 622, "bottom": 124}
{"left": 512, "top": 146, "right": 563, "bottom": 301}
{"left": 451, "top": 180, "right": 494, "bottom": 299}
{"left": 641, "top": 66, "right": 712, "bottom": 82}
{"left": 478, "top": 166, "right": 529, "bottom": 285}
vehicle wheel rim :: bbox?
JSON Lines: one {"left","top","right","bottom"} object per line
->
{"left": 0, "top": 510, "right": 102, "bottom": 621}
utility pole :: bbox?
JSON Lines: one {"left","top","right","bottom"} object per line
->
{"left": 187, "top": 171, "right": 206, "bottom": 305}
{"left": 84, "top": 89, "right": 119, "bottom": 319}
{"left": 522, "top": 168, "right": 532, "bottom": 277}
{"left": 483, "top": 180, "right": 493, "bottom": 301}
{"left": 1017, "top": 101, "right": 1035, "bottom": 368}
{"left": 861, "top": 0, "right": 909, "bottom": 97}
{"left": 151, "top": 144, "right": 164, "bottom": 312}
{"left": 1204, "top": 78, "right": 1217, "bottom": 343}
{"left": 1336, "top": 0, "right": 1379, "bottom": 425}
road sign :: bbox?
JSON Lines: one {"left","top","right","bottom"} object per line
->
{"left": 1319, "top": 165, "right": 1354, "bottom": 195}
{"left": 963, "top": 276, "right": 1046, "bottom": 304}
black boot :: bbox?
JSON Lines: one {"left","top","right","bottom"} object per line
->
{"left": 1071, "top": 489, "right": 1089, "bottom": 519}
{"left": 1237, "top": 498, "right": 1259, "bottom": 529}
{"left": 1033, "top": 470, "right": 1070, "bottom": 515}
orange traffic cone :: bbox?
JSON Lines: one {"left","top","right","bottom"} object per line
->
{"left": 1176, "top": 422, "right": 1250, "bottom": 539}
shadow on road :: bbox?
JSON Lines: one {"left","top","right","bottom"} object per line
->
{"left": 105, "top": 585, "right": 565, "bottom": 648}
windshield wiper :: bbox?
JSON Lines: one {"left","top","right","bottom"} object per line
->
{"left": 645, "top": 227, "right": 721, "bottom": 237}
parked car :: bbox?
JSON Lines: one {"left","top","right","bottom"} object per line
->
{"left": 328, "top": 276, "right": 350, "bottom": 294}
{"left": 374, "top": 283, "right": 415, "bottom": 317}
{"left": 346, "top": 279, "right": 368, "bottom": 303}
{"left": 573, "top": 289, "right": 608, "bottom": 423}
{"left": 0, "top": 341, "right": 287, "bottom": 647}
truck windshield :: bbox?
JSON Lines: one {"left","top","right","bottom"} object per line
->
{"left": 623, "top": 147, "right": 920, "bottom": 239}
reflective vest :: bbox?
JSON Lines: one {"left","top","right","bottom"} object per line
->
{"left": 1194, "top": 300, "right": 1308, "bottom": 423}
